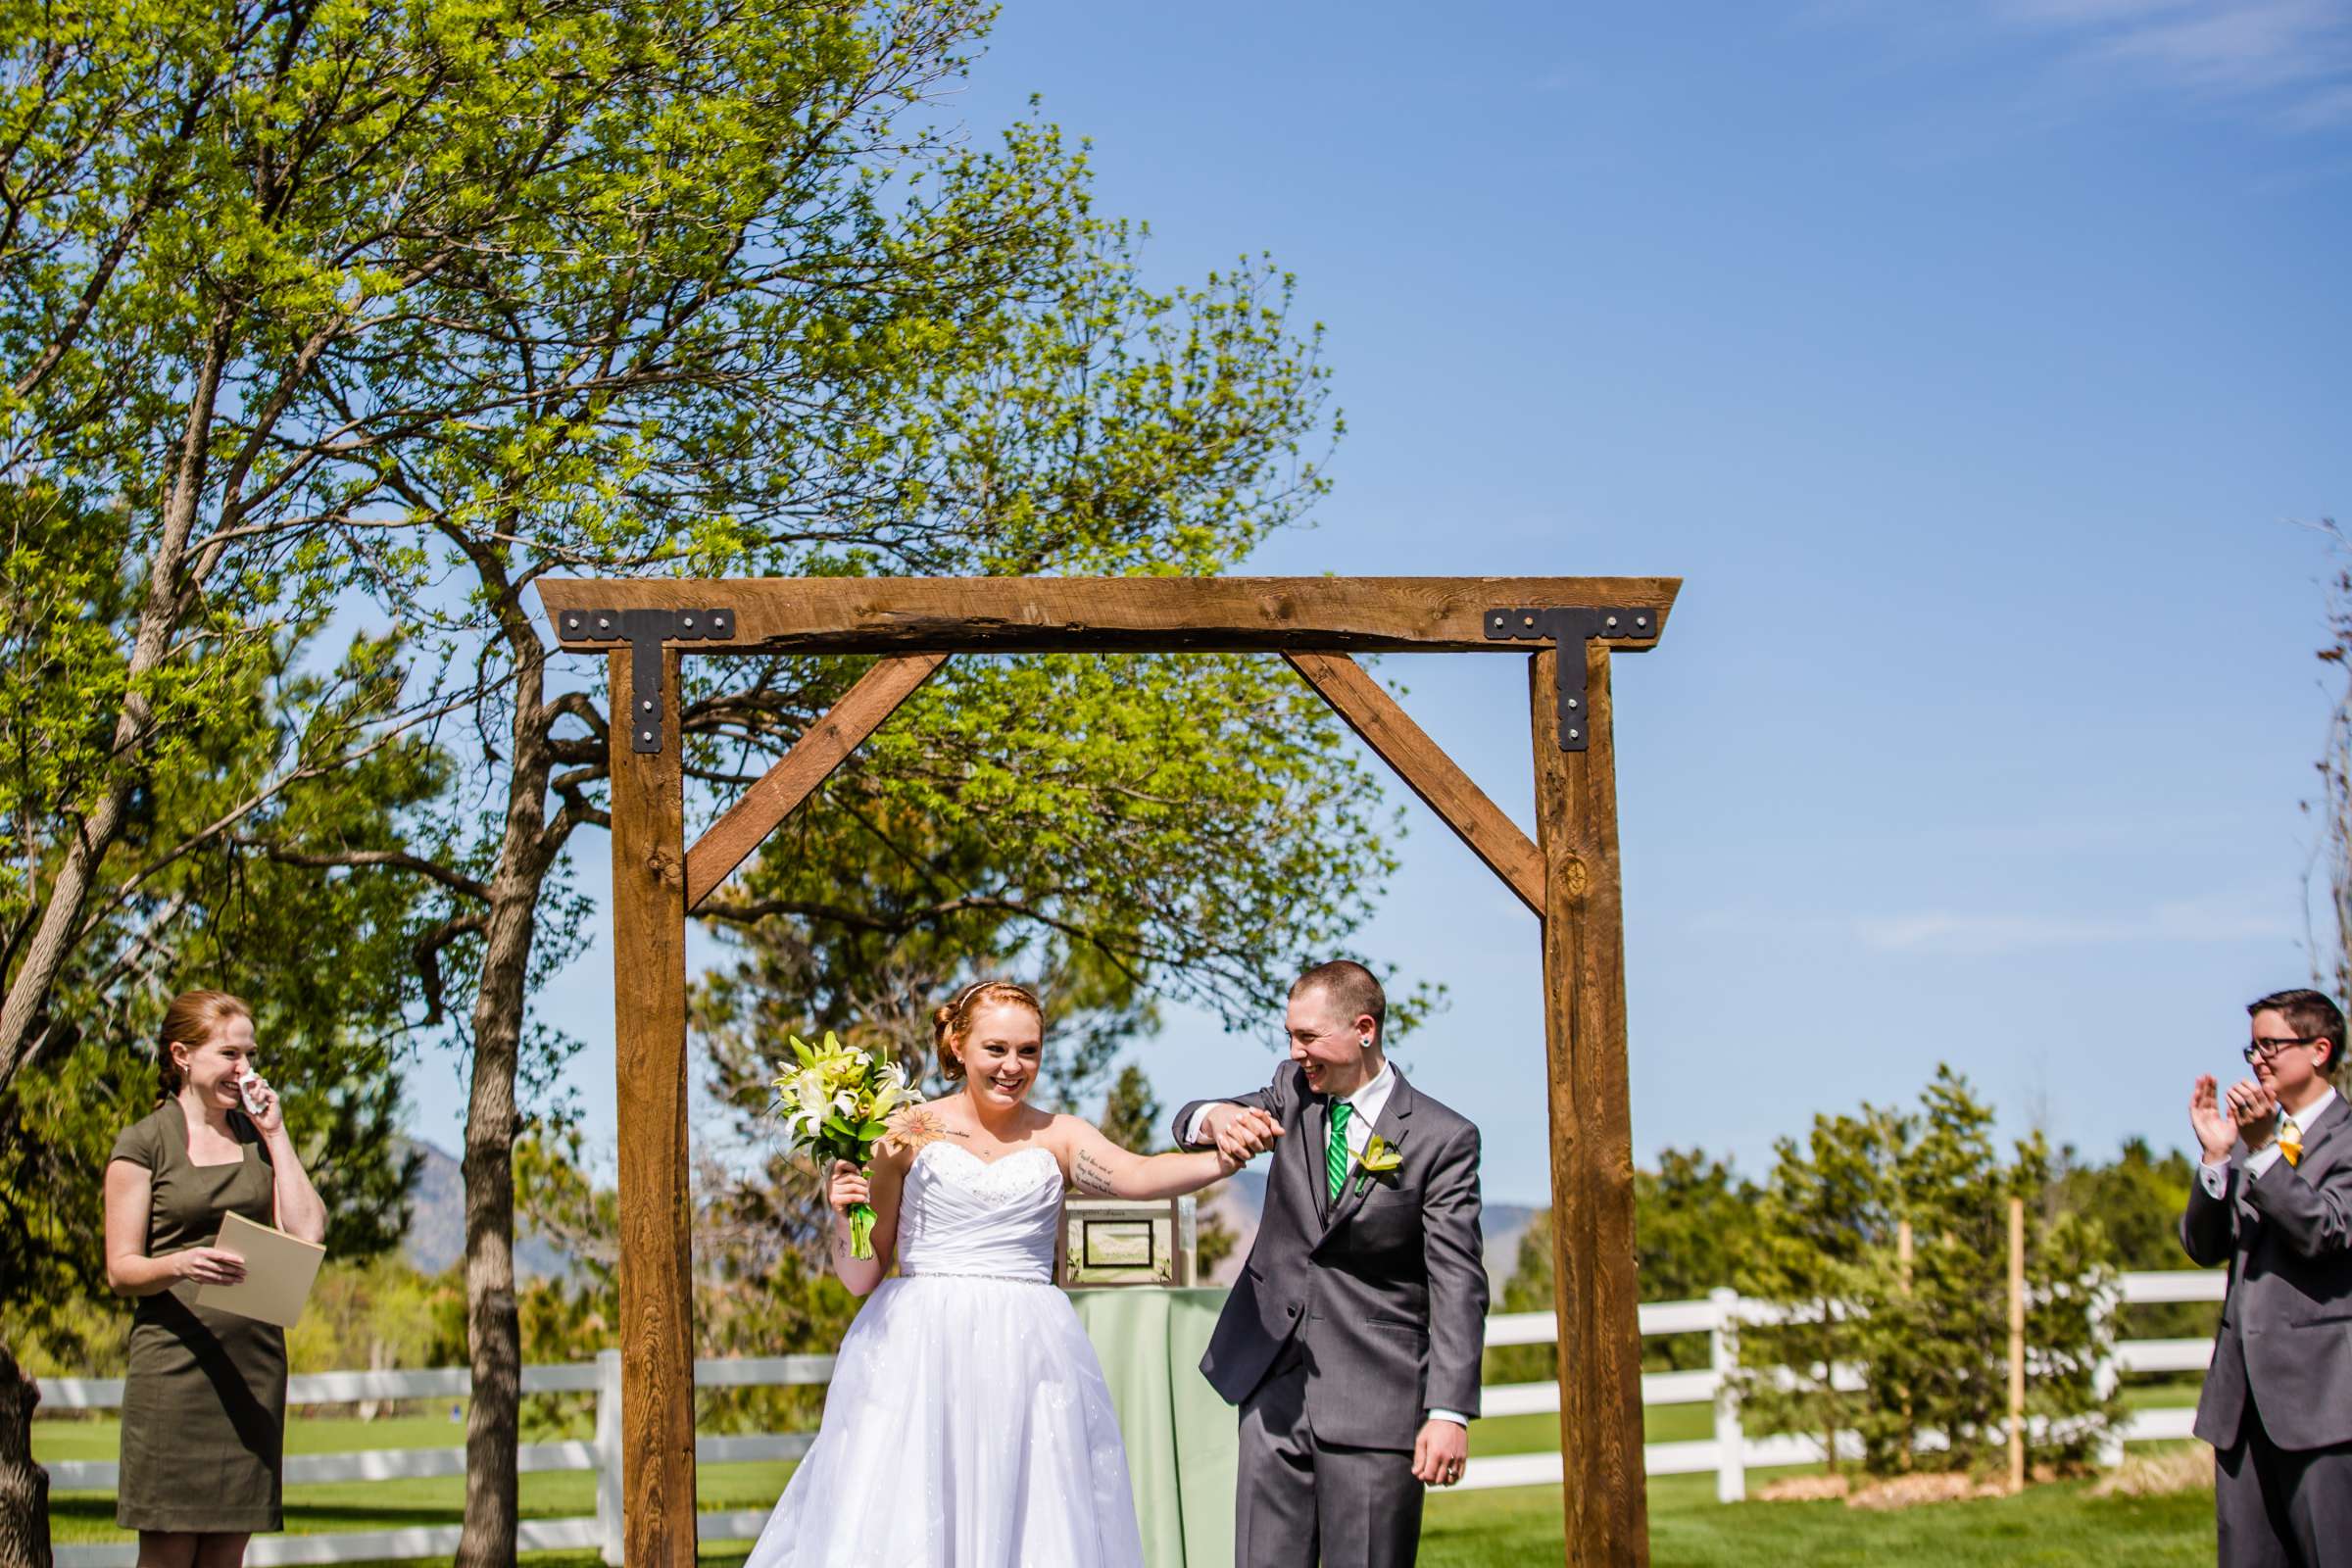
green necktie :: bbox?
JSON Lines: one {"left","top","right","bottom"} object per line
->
{"left": 1327, "top": 1100, "right": 1352, "bottom": 1201}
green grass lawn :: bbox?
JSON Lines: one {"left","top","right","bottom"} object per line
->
{"left": 1425, "top": 1473, "right": 2210, "bottom": 1568}
{"left": 36, "top": 1392, "right": 2214, "bottom": 1566}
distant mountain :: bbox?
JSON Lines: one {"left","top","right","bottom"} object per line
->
{"left": 1195, "top": 1167, "right": 1537, "bottom": 1290}
{"left": 398, "top": 1138, "right": 573, "bottom": 1281}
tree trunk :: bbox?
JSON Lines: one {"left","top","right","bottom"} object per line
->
{"left": 455, "top": 665, "right": 561, "bottom": 1568}
{"left": 0, "top": 1343, "right": 51, "bottom": 1568}
{"left": 0, "top": 328, "right": 231, "bottom": 1092}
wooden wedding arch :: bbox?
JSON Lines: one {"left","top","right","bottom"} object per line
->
{"left": 539, "top": 575, "right": 1682, "bottom": 1568}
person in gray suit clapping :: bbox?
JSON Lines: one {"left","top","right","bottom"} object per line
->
{"left": 2181, "top": 987, "right": 2352, "bottom": 1568}
{"left": 1174, "top": 959, "right": 1488, "bottom": 1568}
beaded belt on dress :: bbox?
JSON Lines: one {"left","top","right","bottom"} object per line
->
{"left": 900, "top": 1268, "right": 1054, "bottom": 1286}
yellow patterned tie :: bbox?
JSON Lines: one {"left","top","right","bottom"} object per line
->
{"left": 2280, "top": 1113, "right": 2302, "bottom": 1169}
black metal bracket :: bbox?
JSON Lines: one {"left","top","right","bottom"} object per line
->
{"left": 1484, "top": 607, "right": 1659, "bottom": 751}
{"left": 556, "top": 607, "right": 739, "bottom": 753}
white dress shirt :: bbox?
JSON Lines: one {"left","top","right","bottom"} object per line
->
{"left": 2199, "top": 1085, "right": 2339, "bottom": 1198}
{"left": 1190, "top": 1060, "right": 1470, "bottom": 1430}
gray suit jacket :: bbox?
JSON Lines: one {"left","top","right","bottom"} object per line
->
{"left": 1174, "top": 1061, "right": 1489, "bottom": 1450}
{"left": 2180, "top": 1093, "right": 2352, "bottom": 1451}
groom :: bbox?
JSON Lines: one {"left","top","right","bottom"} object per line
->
{"left": 1173, "top": 959, "right": 1488, "bottom": 1568}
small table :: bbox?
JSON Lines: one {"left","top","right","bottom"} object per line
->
{"left": 1072, "top": 1286, "right": 1236, "bottom": 1568}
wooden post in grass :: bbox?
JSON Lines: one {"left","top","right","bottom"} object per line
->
{"left": 1530, "top": 643, "right": 1650, "bottom": 1567}
{"left": 611, "top": 647, "right": 696, "bottom": 1568}
{"left": 2008, "top": 1197, "right": 2027, "bottom": 1493}
{"left": 1897, "top": 1218, "right": 1914, "bottom": 1472}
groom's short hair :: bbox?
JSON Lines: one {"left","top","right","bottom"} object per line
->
{"left": 2250, "top": 987, "right": 2347, "bottom": 1076}
{"left": 1293, "top": 959, "right": 1386, "bottom": 1041}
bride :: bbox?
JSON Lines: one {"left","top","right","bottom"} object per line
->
{"left": 741, "top": 979, "right": 1260, "bottom": 1568}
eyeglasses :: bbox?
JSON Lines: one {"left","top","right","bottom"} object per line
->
{"left": 2244, "top": 1035, "right": 2325, "bottom": 1063}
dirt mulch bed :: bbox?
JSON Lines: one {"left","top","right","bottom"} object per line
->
{"left": 1755, "top": 1474, "right": 1850, "bottom": 1502}
{"left": 1844, "top": 1472, "right": 2012, "bottom": 1510}
{"left": 2089, "top": 1447, "right": 2209, "bottom": 1498}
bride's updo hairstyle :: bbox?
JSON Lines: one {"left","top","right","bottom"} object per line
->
{"left": 933, "top": 980, "right": 1044, "bottom": 1081}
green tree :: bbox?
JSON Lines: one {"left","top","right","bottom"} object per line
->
{"left": 512, "top": 1119, "right": 866, "bottom": 1439}
{"left": 0, "top": 609, "right": 442, "bottom": 1355}
{"left": 1486, "top": 1147, "right": 1764, "bottom": 1385}
{"left": 287, "top": 1255, "right": 467, "bottom": 1417}
{"left": 1100, "top": 1064, "right": 1164, "bottom": 1154}
{"left": 1735, "top": 1103, "right": 1902, "bottom": 1475}
{"left": 1635, "top": 1149, "right": 1763, "bottom": 1370}
{"left": 2050, "top": 1136, "right": 2213, "bottom": 1343}
{"left": 1737, "top": 1069, "right": 2119, "bottom": 1478}
{"left": 0, "top": 27, "right": 466, "bottom": 1090}
{"left": 0, "top": 4, "right": 1352, "bottom": 1558}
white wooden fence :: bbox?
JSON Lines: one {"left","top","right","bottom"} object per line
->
{"left": 37, "top": 1268, "right": 2225, "bottom": 1566}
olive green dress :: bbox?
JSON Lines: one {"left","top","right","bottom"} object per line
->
{"left": 108, "top": 1103, "right": 286, "bottom": 1533}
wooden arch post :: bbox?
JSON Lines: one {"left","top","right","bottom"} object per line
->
{"left": 545, "top": 575, "right": 1679, "bottom": 1568}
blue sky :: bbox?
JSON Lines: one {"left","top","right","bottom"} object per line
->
{"left": 402, "top": 0, "right": 2352, "bottom": 1206}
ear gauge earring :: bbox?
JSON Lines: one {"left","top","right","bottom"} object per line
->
{"left": 1359, "top": 1037, "right": 1372, "bottom": 1050}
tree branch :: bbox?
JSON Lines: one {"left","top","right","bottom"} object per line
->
{"left": 234, "top": 843, "right": 492, "bottom": 905}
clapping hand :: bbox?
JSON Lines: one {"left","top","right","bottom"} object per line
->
{"left": 2189, "top": 1075, "right": 2237, "bottom": 1162}
{"left": 2225, "top": 1078, "right": 2282, "bottom": 1150}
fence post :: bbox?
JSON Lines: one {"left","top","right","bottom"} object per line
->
{"left": 595, "top": 1348, "right": 624, "bottom": 1566}
{"left": 2090, "top": 1280, "right": 2124, "bottom": 1469}
{"left": 1709, "top": 1288, "right": 1745, "bottom": 1503}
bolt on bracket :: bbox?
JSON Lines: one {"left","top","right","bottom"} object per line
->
{"left": 1484, "top": 607, "right": 1660, "bottom": 751}
{"left": 557, "top": 607, "right": 739, "bottom": 753}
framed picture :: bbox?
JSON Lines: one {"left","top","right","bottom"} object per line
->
{"left": 1059, "top": 1196, "right": 1198, "bottom": 1289}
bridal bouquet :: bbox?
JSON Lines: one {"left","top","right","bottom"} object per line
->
{"left": 771, "top": 1031, "right": 919, "bottom": 1259}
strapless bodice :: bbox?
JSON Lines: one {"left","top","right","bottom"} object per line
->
{"left": 895, "top": 1142, "right": 1063, "bottom": 1283}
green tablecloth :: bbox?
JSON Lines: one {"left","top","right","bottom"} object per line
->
{"left": 1073, "top": 1286, "right": 1236, "bottom": 1568}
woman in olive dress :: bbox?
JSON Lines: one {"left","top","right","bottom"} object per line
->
{"left": 102, "top": 990, "right": 326, "bottom": 1567}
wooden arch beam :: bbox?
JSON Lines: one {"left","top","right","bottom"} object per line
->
{"left": 1282, "top": 653, "right": 1543, "bottom": 915}
{"left": 684, "top": 653, "right": 948, "bottom": 909}
{"left": 564, "top": 574, "right": 1677, "bottom": 1568}
{"left": 541, "top": 574, "right": 1680, "bottom": 655}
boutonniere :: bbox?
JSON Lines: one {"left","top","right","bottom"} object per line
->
{"left": 1354, "top": 1134, "right": 1403, "bottom": 1194}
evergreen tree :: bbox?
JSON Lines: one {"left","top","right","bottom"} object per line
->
{"left": 1736, "top": 1068, "right": 2120, "bottom": 1478}
{"left": 1484, "top": 1147, "right": 1763, "bottom": 1383}
{"left": 1734, "top": 1103, "right": 1901, "bottom": 1474}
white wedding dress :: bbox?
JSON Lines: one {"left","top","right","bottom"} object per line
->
{"left": 741, "top": 1142, "right": 1146, "bottom": 1568}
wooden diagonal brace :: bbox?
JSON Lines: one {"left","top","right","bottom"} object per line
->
{"left": 1283, "top": 652, "right": 1544, "bottom": 916}
{"left": 684, "top": 653, "right": 950, "bottom": 909}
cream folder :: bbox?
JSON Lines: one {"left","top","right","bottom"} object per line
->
{"left": 193, "top": 1210, "right": 325, "bottom": 1327}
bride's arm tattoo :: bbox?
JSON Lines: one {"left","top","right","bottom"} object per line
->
{"left": 1073, "top": 1149, "right": 1117, "bottom": 1196}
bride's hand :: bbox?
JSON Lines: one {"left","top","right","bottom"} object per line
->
{"left": 826, "top": 1159, "right": 870, "bottom": 1219}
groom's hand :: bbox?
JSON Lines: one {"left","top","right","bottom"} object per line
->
{"left": 1200, "top": 1103, "right": 1282, "bottom": 1165}
{"left": 1411, "top": 1418, "right": 1468, "bottom": 1487}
